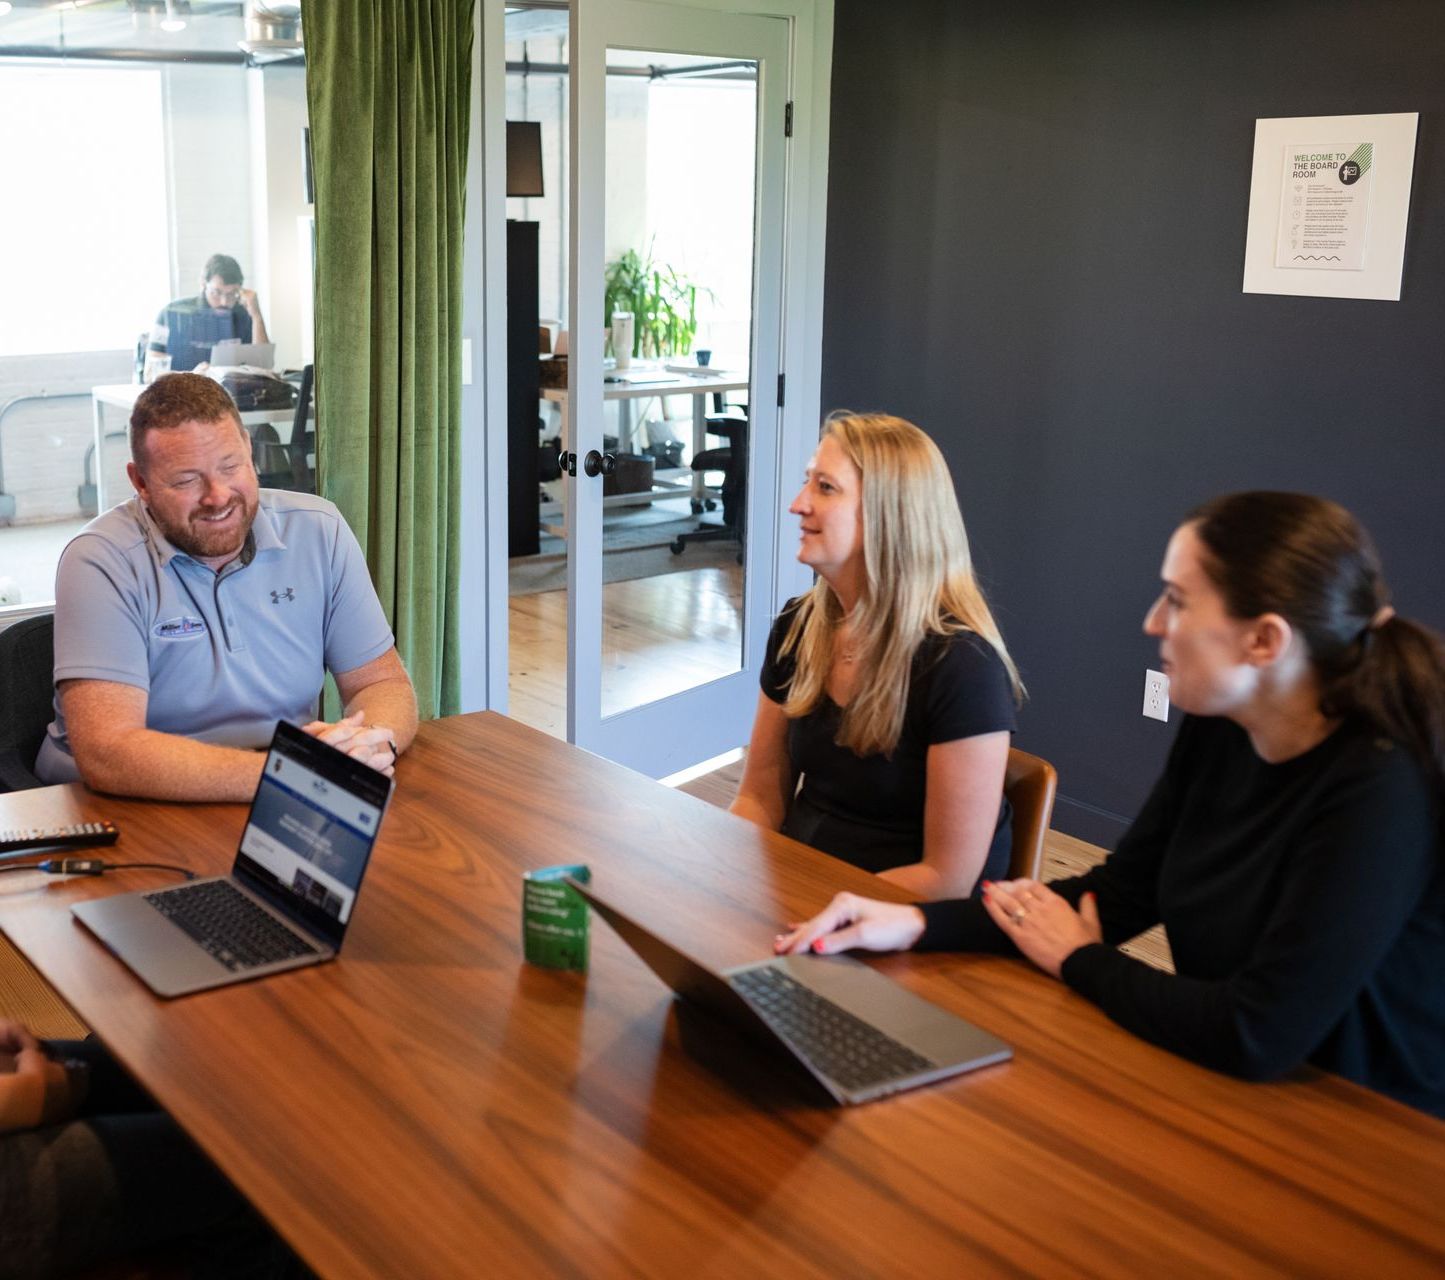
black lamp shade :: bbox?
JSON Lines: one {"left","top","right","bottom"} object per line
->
{"left": 506, "top": 121, "right": 545, "bottom": 198}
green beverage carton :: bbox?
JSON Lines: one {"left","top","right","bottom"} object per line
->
{"left": 522, "top": 864, "right": 591, "bottom": 971}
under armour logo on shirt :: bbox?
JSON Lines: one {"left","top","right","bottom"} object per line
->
{"left": 270, "top": 587, "right": 296, "bottom": 603}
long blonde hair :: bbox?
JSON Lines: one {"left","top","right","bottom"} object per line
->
{"left": 780, "top": 413, "right": 1022, "bottom": 756}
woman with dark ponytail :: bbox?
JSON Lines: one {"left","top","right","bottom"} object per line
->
{"left": 775, "top": 492, "right": 1445, "bottom": 1117}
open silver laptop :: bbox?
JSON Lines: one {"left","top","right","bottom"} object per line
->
{"left": 568, "top": 877, "right": 1011, "bottom": 1105}
{"left": 73, "top": 721, "right": 391, "bottom": 998}
{"left": 210, "top": 340, "right": 276, "bottom": 368}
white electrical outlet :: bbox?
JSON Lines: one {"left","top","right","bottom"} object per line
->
{"left": 1143, "top": 669, "right": 1170, "bottom": 722}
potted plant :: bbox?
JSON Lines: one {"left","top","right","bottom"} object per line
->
{"left": 603, "top": 243, "right": 710, "bottom": 359}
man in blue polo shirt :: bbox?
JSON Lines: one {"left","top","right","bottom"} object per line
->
{"left": 149, "top": 253, "right": 271, "bottom": 373}
{"left": 37, "top": 373, "right": 417, "bottom": 802}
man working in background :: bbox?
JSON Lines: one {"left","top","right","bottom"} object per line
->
{"left": 149, "top": 252, "right": 271, "bottom": 373}
{"left": 36, "top": 373, "right": 417, "bottom": 801}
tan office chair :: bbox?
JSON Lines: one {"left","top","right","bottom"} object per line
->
{"left": 1004, "top": 747, "right": 1058, "bottom": 880}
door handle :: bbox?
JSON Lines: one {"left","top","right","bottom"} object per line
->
{"left": 583, "top": 450, "right": 616, "bottom": 479}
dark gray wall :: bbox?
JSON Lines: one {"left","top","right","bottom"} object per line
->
{"left": 820, "top": 0, "right": 1445, "bottom": 845}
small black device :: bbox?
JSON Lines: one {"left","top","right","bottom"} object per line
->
{"left": 0, "top": 821, "right": 119, "bottom": 856}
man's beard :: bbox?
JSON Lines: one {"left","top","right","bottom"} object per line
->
{"left": 153, "top": 492, "right": 259, "bottom": 561}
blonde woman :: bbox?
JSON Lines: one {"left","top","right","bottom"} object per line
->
{"left": 731, "top": 414, "right": 1023, "bottom": 899}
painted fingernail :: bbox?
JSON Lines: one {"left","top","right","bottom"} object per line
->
{"left": 811, "top": 938, "right": 825, "bottom": 953}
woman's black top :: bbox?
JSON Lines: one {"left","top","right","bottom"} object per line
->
{"left": 917, "top": 714, "right": 1445, "bottom": 1117}
{"left": 761, "top": 599, "right": 1017, "bottom": 890}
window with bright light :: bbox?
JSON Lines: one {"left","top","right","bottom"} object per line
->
{"left": 0, "top": 45, "right": 311, "bottom": 618}
{"left": 646, "top": 78, "right": 758, "bottom": 369}
{"left": 0, "top": 65, "right": 169, "bottom": 356}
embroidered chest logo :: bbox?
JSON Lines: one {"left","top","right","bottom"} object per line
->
{"left": 270, "top": 587, "right": 296, "bottom": 603}
{"left": 153, "top": 615, "right": 207, "bottom": 640}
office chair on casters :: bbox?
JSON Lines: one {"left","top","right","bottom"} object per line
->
{"left": 1004, "top": 747, "right": 1058, "bottom": 880}
{"left": 690, "top": 391, "right": 746, "bottom": 514}
{"left": 249, "top": 364, "right": 315, "bottom": 494}
{"left": 670, "top": 399, "right": 747, "bottom": 560}
{"left": 287, "top": 363, "right": 316, "bottom": 493}
{"left": 0, "top": 613, "right": 55, "bottom": 791}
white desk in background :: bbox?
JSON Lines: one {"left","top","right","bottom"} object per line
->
{"left": 539, "top": 368, "right": 749, "bottom": 534}
{"left": 542, "top": 367, "right": 748, "bottom": 458}
{"left": 89, "top": 384, "right": 299, "bottom": 513}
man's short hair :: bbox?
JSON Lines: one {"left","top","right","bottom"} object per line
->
{"left": 130, "top": 373, "right": 244, "bottom": 466}
{"left": 203, "top": 253, "right": 244, "bottom": 285}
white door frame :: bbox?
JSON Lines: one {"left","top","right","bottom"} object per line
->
{"left": 461, "top": 0, "right": 833, "bottom": 733}
{"left": 568, "top": 1, "right": 787, "bottom": 775}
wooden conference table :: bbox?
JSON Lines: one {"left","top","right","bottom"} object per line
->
{"left": 2, "top": 713, "right": 1444, "bottom": 1278}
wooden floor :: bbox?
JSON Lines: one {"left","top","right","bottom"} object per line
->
{"left": 509, "top": 565, "right": 744, "bottom": 735}
{"left": 0, "top": 933, "right": 87, "bottom": 1039}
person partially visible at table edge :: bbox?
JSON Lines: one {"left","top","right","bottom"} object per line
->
{"left": 731, "top": 412, "right": 1024, "bottom": 899}
{"left": 149, "top": 251, "right": 271, "bottom": 374}
{"left": 35, "top": 372, "right": 417, "bottom": 802}
{"left": 778, "top": 492, "right": 1445, "bottom": 1117}
{"left": 1, "top": 1021, "right": 299, "bottom": 1277}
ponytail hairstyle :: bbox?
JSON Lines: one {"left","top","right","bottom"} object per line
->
{"left": 780, "top": 413, "right": 1023, "bottom": 757}
{"left": 1188, "top": 491, "right": 1445, "bottom": 790}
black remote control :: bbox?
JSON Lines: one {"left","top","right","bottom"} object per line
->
{"left": 0, "top": 821, "right": 120, "bottom": 855}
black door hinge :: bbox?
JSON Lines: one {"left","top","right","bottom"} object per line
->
{"left": 777, "top": 372, "right": 786, "bottom": 407}
{"left": 784, "top": 101, "right": 794, "bottom": 137}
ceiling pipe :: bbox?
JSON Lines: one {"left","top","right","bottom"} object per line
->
{"left": 0, "top": 43, "right": 256, "bottom": 62}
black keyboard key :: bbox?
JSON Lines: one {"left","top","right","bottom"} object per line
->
{"left": 146, "top": 880, "right": 318, "bottom": 971}
{"left": 731, "top": 966, "right": 934, "bottom": 1091}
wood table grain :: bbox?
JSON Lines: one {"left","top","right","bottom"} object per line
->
{"left": 2, "top": 712, "right": 1443, "bottom": 1279}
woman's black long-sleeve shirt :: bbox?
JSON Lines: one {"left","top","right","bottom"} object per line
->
{"left": 917, "top": 715, "right": 1445, "bottom": 1117}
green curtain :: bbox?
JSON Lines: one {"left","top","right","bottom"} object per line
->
{"left": 302, "top": 0, "right": 472, "bottom": 719}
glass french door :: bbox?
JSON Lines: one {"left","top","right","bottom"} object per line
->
{"left": 564, "top": 0, "right": 789, "bottom": 775}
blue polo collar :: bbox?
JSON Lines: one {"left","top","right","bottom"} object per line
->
{"left": 137, "top": 494, "right": 286, "bottom": 571}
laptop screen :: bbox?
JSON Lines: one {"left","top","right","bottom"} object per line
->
{"left": 210, "top": 340, "right": 276, "bottom": 368}
{"left": 235, "top": 721, "right": 391, "bottom": 949}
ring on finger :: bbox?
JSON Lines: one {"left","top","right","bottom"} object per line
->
{"left": 1010, "top": 907, "right": 1028, "bottom": 924}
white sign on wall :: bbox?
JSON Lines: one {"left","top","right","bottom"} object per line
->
{"left": 1243, "top": 112, "right": 1418, "bottom": 301}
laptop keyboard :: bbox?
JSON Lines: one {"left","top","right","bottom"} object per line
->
{"left": 730, "top": 965, "right": 934, "bottom": 1092}
{"left": 146, "top": 880, "right": 319, "bottom": 972}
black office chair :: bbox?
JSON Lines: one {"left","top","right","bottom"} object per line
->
{"left": 253, "top": 364, "right": 315, "bottom": 493}
{"left": 670, "top": 398, "right": 747, "bottom": 557}
{"left": 287, "top": 363, "right": 316, "bottom": 493}
{"left": 0, "top": 614, "right": 55, "bottom": 792}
